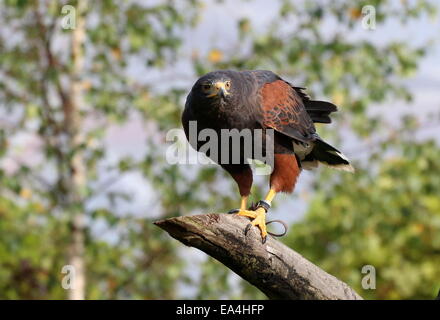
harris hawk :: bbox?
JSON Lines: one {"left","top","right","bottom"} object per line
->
{"left": 182, "top": 70, "right": 353, "bottom": 243}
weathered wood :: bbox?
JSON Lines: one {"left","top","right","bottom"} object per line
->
{"left": 154, "top": 213, "right": 363, "bottom": 300}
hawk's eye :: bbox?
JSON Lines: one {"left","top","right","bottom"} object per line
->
{"left": 202, "top": 83, "right": 211, "bottom": 92}
{"left": 225, "top": 81, "right": 231, "bottom": 89}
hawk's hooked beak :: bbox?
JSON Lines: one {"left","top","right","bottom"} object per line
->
{"left": 207, "top": 81, "right": 230, "bottom": 99}
{"left": 219, "top": 87, "right": 227, "bottom": 99}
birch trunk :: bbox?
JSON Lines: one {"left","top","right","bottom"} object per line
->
{"left": 65, "top": 0, "right": 87, "bottom": 300}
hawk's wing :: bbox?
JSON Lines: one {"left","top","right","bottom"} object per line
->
{"left": 257, "top": 79, "right": 316, "bottom": 143}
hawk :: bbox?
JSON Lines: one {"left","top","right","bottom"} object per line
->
{"left": 182, "top": 70, "right": 353, "bottom": 243}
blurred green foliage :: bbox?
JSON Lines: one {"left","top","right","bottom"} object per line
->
{"left": 287, "top": 139, "right": 440, "bottom": 299}
{"left": 0, "top": 0, "right": 439, "bottom": 299}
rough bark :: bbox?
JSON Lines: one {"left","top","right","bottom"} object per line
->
{"left": 155, "top": 213, "right": 363, "bottom": 300}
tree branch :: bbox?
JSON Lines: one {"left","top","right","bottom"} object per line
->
{"left": 155, "top": 213, "right": 363, "bottom": 300}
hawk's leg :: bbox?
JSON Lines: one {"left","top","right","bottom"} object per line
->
{"left": 226, "top": 165, "right": 254, "bottom": 215}
{"left": 236, "top": 189, "right": 277, "bottom": 243}
{"left": 239, "top": 153, "right": 300, "bottom": 242}
{"left": 227, "top": 195, "right": 254, "bottom": 216}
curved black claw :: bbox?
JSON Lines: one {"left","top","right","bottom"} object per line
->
{"left": 262, "top": 236, "right": 267, "bottom": 244}
{"left": 227, "top": 208, "right": 240, "bottom": 214}
{"left": 244, "top": 223, "right": 252, "bottom": 236}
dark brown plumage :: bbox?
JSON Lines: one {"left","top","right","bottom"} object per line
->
{"left": 182, "top": 70, "right": 353, "bottom": 242}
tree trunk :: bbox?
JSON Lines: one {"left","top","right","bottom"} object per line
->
{"left": 155, "top": 213, "right": 363, "bottom": 300}
{"left": 65, "top": 0, "right": 87, "bottom": 300}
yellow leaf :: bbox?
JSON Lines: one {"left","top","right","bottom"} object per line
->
{"left": 20, "top": 188, "right": 32, "bottom": 199}
{"left": 409, "top": 223, "right": 425, "bottom": 235}
{"left": 349, "top": 8, "right": 362, "bottom": 19}
{"left": 82, "top": 80, "right": 92, "bottom": 90}
{"left": 111, "top": 47, "right": 122, "bottom": 60}
{"left": 332, "top": 92, "right": 344, "bottom": 106}
{"left": 208, "top": 49, "right": 223, "bottom": 63}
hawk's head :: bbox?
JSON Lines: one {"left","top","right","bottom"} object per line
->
{"left": 192, "top": 71, "right": 233, "bottom": 101}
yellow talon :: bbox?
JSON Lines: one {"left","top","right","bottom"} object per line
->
{"left": 230, "top": 190, "right": 277, "bottom": 242}
{"left": 237, "top": 207, "right": 267, "bottom": 240}
{"left": 235, "top": 209, "right": 257, "bottom": 219}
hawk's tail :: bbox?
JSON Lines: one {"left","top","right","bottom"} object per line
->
{"left": 304, "top": 101, "right": 338, "bottom": 124}
{"left": 301, "top": 138, "right": 354, "bottom": 172}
